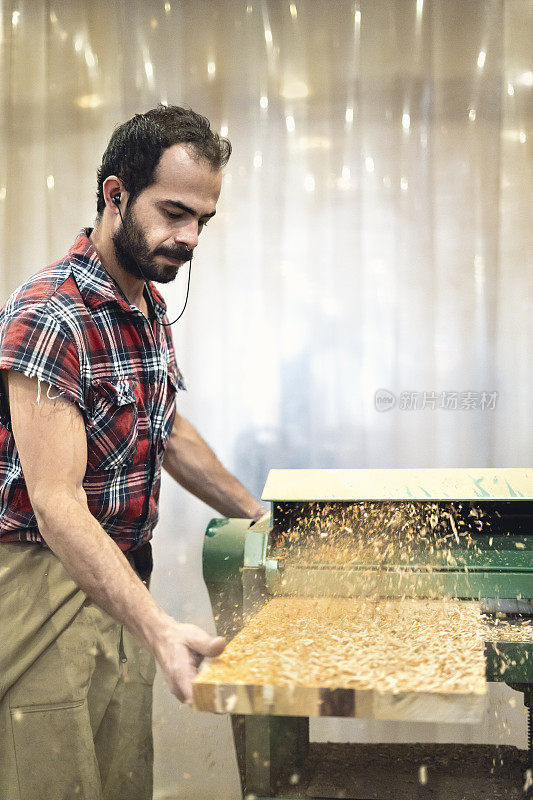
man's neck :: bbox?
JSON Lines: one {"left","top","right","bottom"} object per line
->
{"left": 90, "top": 223, "right": 148, "bottom": 315}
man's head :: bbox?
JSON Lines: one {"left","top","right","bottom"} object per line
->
{"left": 95, "top": 105, "right": 230, "bottom": 284}
{"left": 96, "top": 105, "right": 230, "bottom": 216}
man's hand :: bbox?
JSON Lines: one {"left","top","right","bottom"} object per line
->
{"left": 250, "top": 510, "right": 270, "bottom": 526}
{"left": 153, "top": 620, "right": 226, "bottom": 703}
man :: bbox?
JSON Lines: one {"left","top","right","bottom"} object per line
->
{"left": 0, "top": 105, "right": 264, "bottom": 800}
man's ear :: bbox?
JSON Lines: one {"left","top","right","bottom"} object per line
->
{"left": 102, "top": 176, "right": 127, "bottom": 213}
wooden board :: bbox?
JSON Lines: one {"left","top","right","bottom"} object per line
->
{"left": 193, "top": 598, "right": 487, "bottom": 722}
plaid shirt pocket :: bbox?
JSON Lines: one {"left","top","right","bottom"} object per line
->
{"left": 87, "top": 377, "right": 139, "bottom": 471}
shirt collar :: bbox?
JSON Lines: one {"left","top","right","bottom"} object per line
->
{"left": 69, "top": 229, "right": 168, "bottom": 322}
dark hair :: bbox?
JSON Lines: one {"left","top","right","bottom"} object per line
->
{"left": 96, "top": 105, "right": 231, "bottom": 215}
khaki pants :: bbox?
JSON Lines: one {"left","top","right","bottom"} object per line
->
{"left": 0, "top": 543, "right": 156, "bottom": 800}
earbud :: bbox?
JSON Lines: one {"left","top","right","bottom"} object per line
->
{"left": 112, "top": 193, "right": 121, "bottom": 206}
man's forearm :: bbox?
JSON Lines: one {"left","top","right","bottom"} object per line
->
{"left": 34, "top": 489, "right": 171, "bottom": 655}
{"left": 162, "top": 414, "right": 264, "bottom": 520}
{"left": 34, "top": 491, "right": 226, "bottom": 702}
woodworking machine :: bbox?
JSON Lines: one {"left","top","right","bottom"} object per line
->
{"left": 199, "top": 468, "right": 533, "bottom": 799}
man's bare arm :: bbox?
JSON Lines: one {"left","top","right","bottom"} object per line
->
{"left": 162, "top": 412, "right": 265, "bottom": 520}
{"left": 5, "top": 370, "right": 224, "bottom": 702}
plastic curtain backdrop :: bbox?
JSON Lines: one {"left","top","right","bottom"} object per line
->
{"left": 0, "top": 2, "right": 531, "bottom": 798}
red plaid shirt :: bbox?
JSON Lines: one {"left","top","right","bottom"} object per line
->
{"left": 0, "top": 229, "right": 185, "bottom": 551}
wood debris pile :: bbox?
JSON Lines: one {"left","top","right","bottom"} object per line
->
{"left": 200, "top": 597, "right": 486, "bottom": 695}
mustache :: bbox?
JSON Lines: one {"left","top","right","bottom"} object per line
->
{"left": 154, "top": 245, "right": 193, "bottom": 263}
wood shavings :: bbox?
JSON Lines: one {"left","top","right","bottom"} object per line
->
{"left": 199, "top": 597, "right": 486, "bottom": 696}
{"left": 483, "top": 618, "right": 533, "bottom": 642}
{"left": 270, "top": 501, "right": 495, "bottom": 573}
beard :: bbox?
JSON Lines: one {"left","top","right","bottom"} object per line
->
{"left": 112, "top": 204, "right": 192, "bottom": 284}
